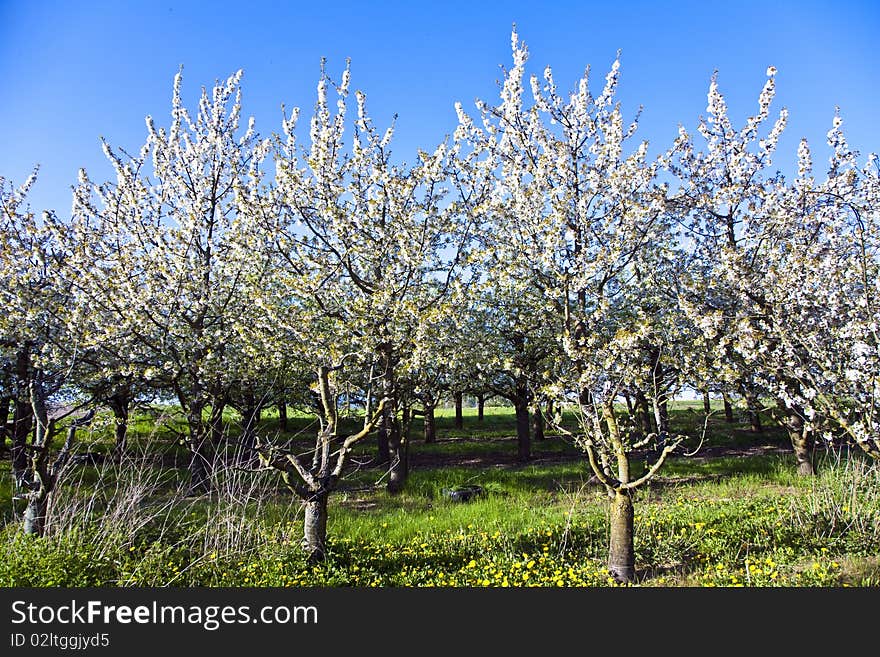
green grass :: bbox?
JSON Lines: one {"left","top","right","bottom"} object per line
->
{"left": 2, "top": 405, "right": 878, "bottom": 587}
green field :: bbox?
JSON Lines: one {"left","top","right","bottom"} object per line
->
{"left": 2, "top": 404, "right": 878, "bottom": 587}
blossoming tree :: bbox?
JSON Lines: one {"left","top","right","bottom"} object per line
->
{"left": 457, "top": 29, "right": 691, "bottom": 582}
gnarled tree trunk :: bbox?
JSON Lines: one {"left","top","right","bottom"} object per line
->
{"left": 782, "top": 408, "right": 815, "bottom": 476}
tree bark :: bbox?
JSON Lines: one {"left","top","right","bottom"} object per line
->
{"left": 209, "top": 394, "right": 228, "bottom": 445}
{"left": 744, "top": 389, "right": 763, "bottom": 433}
{"left": 376, "top": 371, "right": 392, "bottom": 465}
{"left": 239, "top": 403, "right": 261, "bottom": 462}
{"left": 301, "top": 491, "right": 329, "bottom": 563}
{"left": 0, "top": 396, "right": 10, "bottom": 454}
{"left": 783, "top": 409, "right": 815, "bottom": 476}
{"left": 454, "top": 391, "right": 463, "bottom": 429}
{"left": 377, "top": 422, "right": 391, "bottom": 465}
{"left": 378, "top": 344, "right": 406, "bottom": 493}
{"left": 107, "top": 391, "right": 131, "bottom": 460}
{"left": 387, "top": 412, "right": 408, "bottom": 494}
{"left": 11, "top": 348, "right": 32, "bottom": 487}
{"left": 423, "top": 400, "right": 436, "bottom": 443}
{"left": 635, "top": 390, "right": 653, "bottom": 435}
{"left": 532, "top": 403, "right": 545, "bottom": 442}
{"left": 387, "top": 409, "right": 408, "bottom": 494}
{"left": 23, "top": 495, "right": 48, "bottom": 537}
{"left": 703, "top": 390, "right": 711, "bottom": 415}
{"left": 24, "top": 373, "right": 52, "bottom": 537}
{"left": 608, "top": 489, "right": 635, "bottom": 583}
{"left": 653, "top": 395, "right": 669, "bottom": 436}
{"left": 388, "top": 403, "right": 410, "bottom": 493}
{"left": 277, "top": 399, "right": 288, "bottom": 432}
{"left": 477, "top": 393, "right": 485, "bottom": 422}
{"left": 723, "top": 393, "right": 734, "bottom": 423}
{"left": 181, "top": 389, "right": 212, "bottom": 494}
{"left": 514, "top": 399, "right": 530, "bottom": 461}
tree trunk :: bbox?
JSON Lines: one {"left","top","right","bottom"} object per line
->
{"left": 748, "top": 406, "right": 763, "bottom": 433}
{"left": 182, "top": 391, "right": 212, "bottom": 494}
{"left": 388, "top": 404, "right": 410, "bottom": 493}
{"left": 239, "top": 404, "right": 261, "bottom": 462}
{"left": 744, "top": 389, "right": 763, "bottom": 433}
{"left": 635, "top": 390, "right": 653, "bottom": 435}
{"left": 477, "top": 393, "right": 485, "bottom": 422}
{"left": 623, "top": 392, "right": 634, "bottom": 416}
{"left": 377, "top": 422, "right": 391, "bottom": 465}
{"left": 454, "top": 391, "right": 463, "bottom": 429}
{"left": 23, "top": 495, "right": 48, "bottom": 537}
{"left": 0, "top": 396, "right": 10, "bottom": 454}
{"left": 579, "top": 388, "right": 593, "bottom": 409}
{"left": 277, "top": 399, "right": 288, "bottom": 432}
{"left": 387, "top": 409, "right": 408, "bottom": 494}
{"left": 387, "top": 410, "right": 408, "bottom": 494}
{"left": 11, "top": 348, "right": 32, "bottom": 487}
{"left": 652, "top": 393, "right": 669, "bottom": 460}
{"left": 723, "top": 394, "right": 734, "bottom": 423}
{"left": 784, "top": 410, "right": 815, "bottom": 476}
{"left": 113, "top": 410, "right": 128, "bottom": 460}
{"left": 11, "top": 398, "right": 32, "bottom": 485}
{"left": 532, "top": 403, "right": 545, "bottom": 442}
{"left": 302, "top": 491, "right": 329, "bottom": 564}
{"left": 209, "top": 395, "right": 227, "bottom": 445}
{"left": 655, "top": 396, "right": 669, "bottom": 435}
{"left": 608, "top": 489, "right": 635, "bottom": 583}
{"left": 24, "top": 374, "right": 53, "bottom": 537}
{"left": 703, "top": 390, "right": 711, "bottom": 415}
{"left": 423, "top": 401, "right": 436, "bottom": 443}
{"left": 107, "top": 391, "right": 131, "bottom": 460}
{"left": 514, "top": 399, "right": 530, "bottom": 461}
{"left": 377, "top": 371, "right": 392, "bottom": 465}
{"left": 378, "top": 344, "right": 406, "bottom": 493}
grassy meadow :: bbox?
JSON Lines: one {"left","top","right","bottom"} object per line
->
{"left": 2, "top": 402, "right": 879, "bottom": 587}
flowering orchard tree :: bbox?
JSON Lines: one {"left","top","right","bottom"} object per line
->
{"left": 0, "top": 170, "right": 45, "bottom": 485}
{"left": 457, "top": 29, "right": 690, "bottom": 582}
{"left": 72, "top": 69, "right": 272, "bottom": 492}
{"left": 271, "top": 60, "right": 472, "bottom": 493}
{"left": 0, "top": 172, "right": 96, "bottom": 534}
{"left": 671, "top": 66, "right": 847, "bottom": 474}
{"left": 257, "top": 363, "right": 389, "bottom": 563}
{"left": 753, "top": 117, "right": 880, "bottom": 462}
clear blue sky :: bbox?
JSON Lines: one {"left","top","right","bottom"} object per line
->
{"left": 1, "top": 0, "right": 877, "bottom": 215}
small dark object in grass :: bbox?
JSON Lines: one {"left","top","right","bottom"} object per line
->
{"left": 442, "top": 485, "right": 485, "bottom": 502}
{"left": 71, "top": 451, "right": 106, "bottom": 466}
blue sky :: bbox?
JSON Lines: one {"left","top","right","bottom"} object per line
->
{"left": 1, "top": 0, "right": 877, "bottom": 215}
